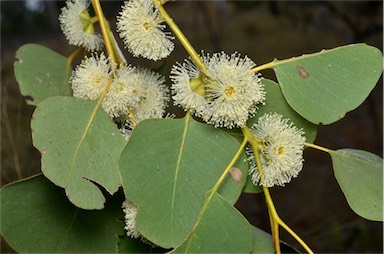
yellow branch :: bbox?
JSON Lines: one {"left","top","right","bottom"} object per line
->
{"left": 305, "top": 142, "right": 332, "bottom": 153}
{"left": 66, "top": 47, "right": 83, "bottom": 81}
{"left": 212, "top": 136, "right": 248, "bottom": 193}
{"left": 91, "top": 0, "right": 116, "bottom": 63}
{"left": 154, "top": 0, "right": 208, "bottom": 72}
{"left": 177, "top": 135, "right": 248, "bottom": 252}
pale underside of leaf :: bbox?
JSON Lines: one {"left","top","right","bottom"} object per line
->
{"left": 330, "top": 148, "right": 383, "bottom": 221}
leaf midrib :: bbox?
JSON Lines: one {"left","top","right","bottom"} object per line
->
{"left": 67, "top": 101, "right": 100, "bottom": 187}
{"left": 170, "top": 113, "right": 191, "bottom": 242}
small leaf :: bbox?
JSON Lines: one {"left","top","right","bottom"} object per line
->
{"left": 330, "top": 149, "right": 383, "bottom": 221}
{"left": 120, "top": 114, "right": 248, "bottom": 248}
{"left": 31, "top": 96, "right": 125, "bottom": 210}
{"left": 14, "top": 44, "right": 71, "bottom": 105}
{"left": 1, "top": 174, "right": 128, "bottom": 253}
{"left": 274, "top": 44, "right": 383, "bottom": 124}
{"left": 248, "top": 79, "right": 317, "bottom": 143}
{"left": 172, "top": 192, "right": 252, "bottom": 253}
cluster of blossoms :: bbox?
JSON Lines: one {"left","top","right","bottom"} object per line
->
{"left": 59, "top": 0, "right": 174, "bottom": 60}
{"left": 122, "top": 199, "right": 140, "bottom": 239}
{"left": 246, "top": 113, "right": 306, "bottom": 187}
{"left": 70, "top": 53, "right": 169, "bottom": 140}
{"left": 171, "top": 52, "right": 266, "bottom": 129}
{"left": 60, "top": 0, "right": 307, "bottom": 240}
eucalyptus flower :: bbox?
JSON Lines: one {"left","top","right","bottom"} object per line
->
{"left": 122, "top": 199, "right": 140, "bottom": 239}
{"left": 247, "top": 113, "right": 306, "bottom": 187}
{"left": 170, "top": 52, "right": 265, "bottom": 128}
{"left": 102, "top": 65, "right": 137, "bottom": 118}
{"left": 118, "top": 67, "right": 169, "bottom": 140}
{"left": 170, "top": 58, "right": 208, "bottom": 117}
{"left": 128, "top": 67, "right": 169, "bottom": 121}
{"left": 59, "top": 0, "right": 103, "bottom": 51}
{"left": 116, "top": 0, "right": 174, "bottom": 60}
{"left": 203, "top": 52, "right": 266, "bottom": 129}
{"left": 70, "top": 53, "right": 111, "bottom": 100}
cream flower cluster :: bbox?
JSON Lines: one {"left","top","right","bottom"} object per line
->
{"left": 59, "top": 0, "right": 103, "bottom": 51}
{"left": 117, "top": 0, "right": 174, "bottom": 61}
{"left": 171, "top": 52, "right": 266, "bottom": 129}
{"left": 122, "top": 199, "right": 140, "bottom": 239}
{"left": 247, "top": 113, "right": 306, "bottom": 187}
{"left": 70, "top": 54, "right": 169, "bottom": 137}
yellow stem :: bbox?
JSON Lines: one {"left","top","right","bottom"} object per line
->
{"left": 154, "top": 0, "right": 208, "bottom": 72}
{"left": 98, "top": 76, "right": 113, "bottom": 104}
{"left": 253, "top": 144, "right": 281, "bottom": 253}
{"left": 177, "top": 135, "right": 248, "bottom": 252}
{"left": 66, "top": 47, "right": 83, "bottom": 81}
{"left": 278, "top": 219, "right": 314, "bottom": 254}
{"left": 211, "top": 136, "right": 248, "bottom": 194}
{"left": 305, "top": 142, "right": 332, "bottom": 153}
{"left": 250, "top": 59, "right": 279, "bottom": 73}
{"left": 91, "top": 0, "right": 116, "bottom": 63}
{"left": 250, "top": 55, "right": 308, "bottom": 72}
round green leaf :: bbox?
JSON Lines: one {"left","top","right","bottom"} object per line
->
{"left": 330, "top": 149, "right": 383, "bottom": 221}
{"left": 14, "top": 44, "right": 71, "bottom": 105}
{"left": 1, "top": 174, "right": 127, "bottom": 253}
{"left": 31, "top": 96, "right": 126, "bottom": 210}
{"left": 120, "top": 114, "right": 248, "bottom": 248}
{"left": 274, "top": 44, "right": 383, "bottom": 124}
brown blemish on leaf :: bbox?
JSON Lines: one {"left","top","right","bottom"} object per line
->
{"left": 229, "top": 167, "right": 243, "bottom": 185}
{"left": 296, "top": 65, "right": 309, "bottom": 79}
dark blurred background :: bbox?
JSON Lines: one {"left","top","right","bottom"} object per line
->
{"left": 1, "top": 1, "right": 383, "bottom": 253}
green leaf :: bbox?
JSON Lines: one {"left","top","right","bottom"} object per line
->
{"left": 248, "top": 79, "right": 317, "bottom": 144}
{"left": 274, "top": 44, "right": 383, "bottom": 124}
{"left": 0, "top": 174, "right": 129, "bottom": 253}
{"left": 14, "top": 44, "right": 71, "bottom": 105}
{"left": 31, "top": 96, "right": 125, "bottom": 210}
{"left": 172, "top": 192, "right": 252, "bottom": 253}
{"left": 330, "top": 149, "right": 383, "bottom": 221}
{"left": 120, "top": 114, "right": 248, "bottom": 248}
